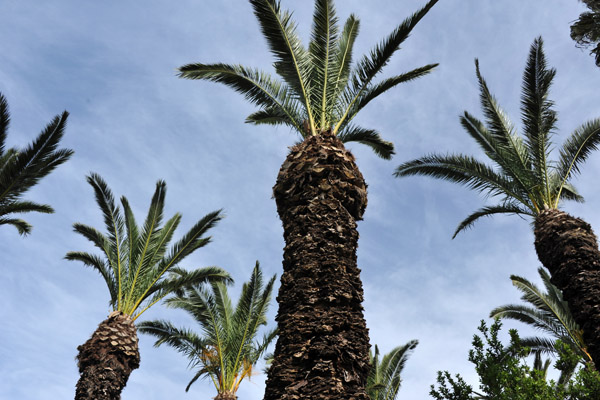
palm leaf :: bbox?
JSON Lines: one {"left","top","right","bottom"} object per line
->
{"left": 248, "top": 0, "right": 315, "bottom": 132}
{"left": 178, "top": 63, "right": 305, "bottom": 134}
{"left": 453, "top": 203, "right": 532, "bottom": 238}
{"left": 338, "top": 125, "right": 394, "bottom": 159}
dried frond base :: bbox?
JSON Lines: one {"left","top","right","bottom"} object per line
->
{"left": 75, "top": 311, "right": 140, "bottom": 400}
{"left": 265, "top": 131, "right": 370, "bottom": 400}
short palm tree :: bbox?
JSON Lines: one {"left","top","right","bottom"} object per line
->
{"left": 66, "top": 173, "right": 231, "bottom": 400}
{"left": 395, "top": 37, "right": 600, "bottom": 368}
{"left": 571, "top": 0, "right": 600, "bottom": 66}
{"left": 179, "top": 0, "right": 438, "bottom": 397}
{"left": 367, "top": 340, "right": 418, "bottom": 400}
{"left": 0, "top": 92, "right": 72, "bottom": 235}
{"left": 490, "top": 268, "right": 591, "bottom": 365}
{"left": 138, "top": 262, "right": 276, "bottom": 400}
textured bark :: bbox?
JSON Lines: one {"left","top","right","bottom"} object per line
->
{"left": 75, "top": 311, "right": 140, "bottom": 400}
{"left": 534, "top": 208, "right": 600, "bottom": 367}
{"left": 214, "top": 392, "right": 238, "bottom": 400}
{"left": 264, "top": 130, "right": 370, "bottom": 400}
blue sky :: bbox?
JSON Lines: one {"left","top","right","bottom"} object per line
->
{"left": 1, "top": 1, "right": 600, "bottom": 399}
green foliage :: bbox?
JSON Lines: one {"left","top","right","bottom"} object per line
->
{"left": 395, "top": 38, "right": 600, "bottom": 237}
{"left": 0, "top": 92, "right": 73, "bottom": 235}
{"left": 367, "top": 340, "right": 418, "bottom": 400}
{"left": 66, "top": 174, "right": 231, "bottom": 320}
{"left": 490, "top": 268, "right": 591, "bottom": 365}
{"left": 429, "top": 320, "right": 600, "bottom": 400}
{"left": 571, "top": 0, "right": 600, "bottom": 66}
{"left": 138, "top": 262, "right": 276, "bottom": 396}
{"left": 179, "top": 0, "right": 439, "bottom": 159}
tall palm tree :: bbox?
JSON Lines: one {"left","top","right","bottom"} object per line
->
{"left": 490, "top": 267, "right": 591, "bottom": 365}
{"left": 0, "top": 92, "right": 73, "bottom": 235}
{"left": 66, "top": 173, "right": 231, "bottom": 400}
{"left": 367, "top": 340, "right": 418, "bottom": 400}
{"left": 395, "top": 37, "right": 600, "bottom": 368}
{"left": 571, "top": 0, "right": 600, "bottom": 66}
{"left": 179, "top": 0, "right": 438, "bottom": 397}
{"left": 138, "top": 262, "right": 277, "bottom": 400}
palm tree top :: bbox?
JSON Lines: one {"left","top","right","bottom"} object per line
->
{"left": 395, "top": 37, "right": 600, "bottom": 237}
{"left": 0, "top": 92, "right": 73, "bottom": 235}
{"left": 138, "top": 261, "right": 276, "bottom": 394}
{"left": 66, "top": 173, "right": 231, "bottom": 320}
{"left": 178, "top": 0, "right": 439, "bottom": 159}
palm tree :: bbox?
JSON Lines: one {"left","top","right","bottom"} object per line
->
{"left": 490, "top": 267, "right": 591, "bottom": 365}
{"left": 138, "top": 262, "right": 277, "bottom": 400}
{"left": 395, "top": 37, "right": 600, "bottom": 368}
{"left": 178, "top": 0, "right": 438, "bottom": 397}
{"left": 367, "top": 340, "right": 418, "bottom": 400}
{"left": 0, "top": 92, "right": 73, "bottom": 235}
{"left": 66, "top": 173, "right": 232, "bottom": 400}
{"left": 571, "top": 0, "right": 600, "bottom": 66}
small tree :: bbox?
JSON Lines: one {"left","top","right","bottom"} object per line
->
{"left": 139, "top": 262, "right": 276, "bottom": 400}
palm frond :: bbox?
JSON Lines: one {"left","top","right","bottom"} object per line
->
{"left": 0, "top": 110, "right": 72, "bottom": 203}
{"left": 328, "top": 14, "right": 359, "bottom": 123}
{"left": 555, "top": 118, "right": 600, "bottom": 205}
{"left": 334, "top": 0, "right": 438, "bottom": 133}
{"left": 248, "top": 0, "right": 315, "bottom": 132}
{"left": 0, "top": 94, "right": 9, "bottom": 154}
{"left": 338, "top": 125, "right": 394, "bottom": 159}
{"left": 178, "top": 63, "right": 305, "bottom": 134}
{"left": 0, "top": 217, "right": 32, "bottom": 235}
{"left": 453, "top": 203, "right": 532, "bottom": 238}
{"left": 308, "top": 0, "right": 338, "bottom": 128}
{"left": 65, "top": 251, "right": 118, "bottom": 306}
{"left": 339, "top": 64, "right": 438, "bottom": 133}
{"left": 0, "top": 200, "right": 53, "bottom": 216}
{"left": 520, "top": 37, "right": 556, "bottom": 191}
{"left": 395, "top": 153, "right": 531, "bottom": 208}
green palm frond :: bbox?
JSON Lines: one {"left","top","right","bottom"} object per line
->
{"left": 367, "top": 340, "right": 418, "bottom": 400}
{"left": 180, "top": 0, "right": 438, "bottom": 156}
{"left": 249, "top": 0, "right": 315, "bottom": 133}
{"left": 67, "top": 174, "right": 230, "bottom": 320}
{"left": 555, "top": 118, "right": 600, "bottom": 205}
{"left": 139, "top": 262, "right": 276, "bottom": 396}
{"left": 338, "top": 125, "right": 394, "bottom": 159}
{"left": 336, "top": 64, "right": 438, "bottom": 134}
{"left": 178, "top": 63, "right": 305, "bottom": 134}
{"left": 334, "top": 0, "right": 438, "bottom": 135}
{"left": 453, "top": 203, "right": 533, "bottom": 238}
{"left": 490, "top": 268, "right": 591, "bottom": 363}
{"left": 395, "top": 37, "right": 600, "bottom": 235}
{"left": 0, "top": 92, "right": 73, "bottom": 235}
{"left": 520, "top": 37, "right": 556, "bottom": 185}
{"left": 395, "top": 153, "right": 532, "bottom": 208}
{"left": 308, "top": 0, "right": 338, "bottom": 127}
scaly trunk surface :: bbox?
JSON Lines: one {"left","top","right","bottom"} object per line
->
{"left": 75, "top": 311, "right": 140, "bottom": 400}
{"left": 214, "top": 391, "right": 238, "bottom": 400}
{"left": 264, "top": 130, "right": 370, "bottom": 400}
{"left": 534, "top": 208, "right": 600, "bottom": 367}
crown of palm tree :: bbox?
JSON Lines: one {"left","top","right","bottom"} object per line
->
{"left": 0, "top": 93, "right": 73, "bottom": 235}
{"left": 490, "top": 267, "right": 591, "bottom": 364}
{"left": 367, "top": 340, "right": 418, "bottom": 400}
{"left": 178, "top": 0, "right": 438, "bottom": 159}
{"left": 571, "top": 0, "right": 600, "bottom": 66}
{"left": 138, "top": 262, "right": 276, "bottom": 395}
{"left": 395, "top": 37, "right": 600, "bottom": 237}
{"left": 66, "top": 173, "right": 232, "bottom": 320}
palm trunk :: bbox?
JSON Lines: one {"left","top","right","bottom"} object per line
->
{"left": 534, "top": 208, "right": 600, "bottom": 367}
{"left": 75, "top": 311, "right": 140, "bottom": 400}
{"left": 264, "top": 130, "right": 370, "bottom": 400}
{"left": 215, "top": 392, "right": 237, "bottom": 400}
